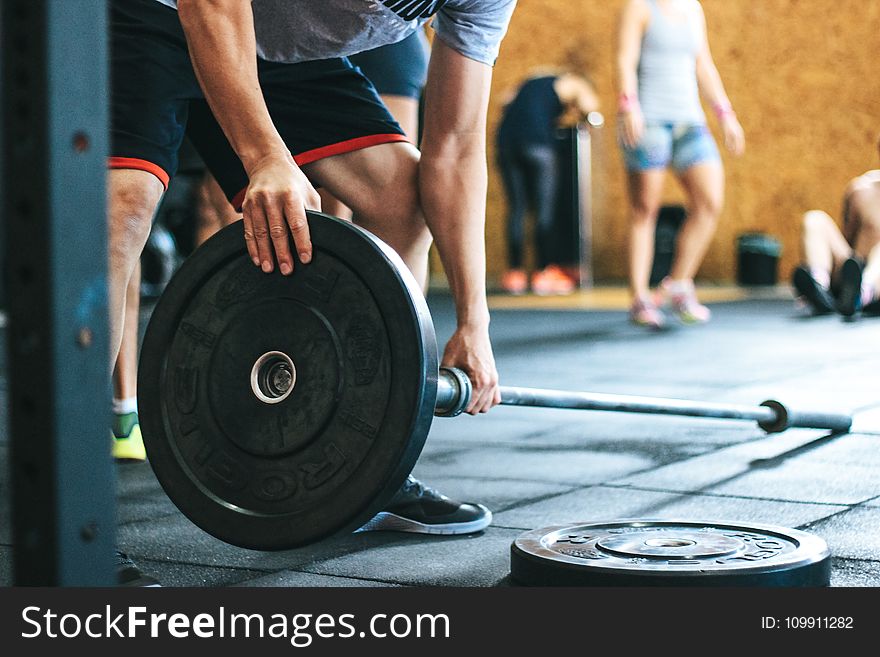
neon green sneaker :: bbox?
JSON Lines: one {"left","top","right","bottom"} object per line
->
{"left": 112, "top": 412, "right": 146, "bottom": 462}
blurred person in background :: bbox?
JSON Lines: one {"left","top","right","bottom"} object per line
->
{"left": 496, "top": 69, "right": 600, "bottom": 295}
{"left": 617, "top": 0, "right": 744, "bottom": 329}
{"left": 792, "top": 137, "right": 880, "bottom": 320}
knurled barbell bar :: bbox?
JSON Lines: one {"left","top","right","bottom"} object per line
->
{"left": 433, "top": 366, "right": 852, "bottom": 434}
{"left": 137, "top": 211, "right": 851, "bottom": 551}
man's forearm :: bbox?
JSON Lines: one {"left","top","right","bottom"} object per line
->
{"left": 177, "top": 0, "right": 287, "bottom": 171}
{"left": 419, "top": 146, "right": 490, "bottom": 328}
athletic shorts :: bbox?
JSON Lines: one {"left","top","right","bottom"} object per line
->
{"left": 348, "top": 30, "right": 430, "bottom": 99}
{"left": 109, "top": 0, "right": 407, "bottom": 209}
{"left": 621, "top": 123, "right": 720, "bottom": 172}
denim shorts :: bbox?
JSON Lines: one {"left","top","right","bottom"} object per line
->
{"left": 621, "top": 123, "right": 720, "bottom": 172}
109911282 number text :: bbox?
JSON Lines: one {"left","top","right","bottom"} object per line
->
{"left": 762, "top": 616, "right": 854, "bottom": 630}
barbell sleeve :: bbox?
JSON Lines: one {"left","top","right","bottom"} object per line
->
{"left": 435, "top": 368, "right": 852, "bottom": 434}
{"left": 435, "top": 366, "right": 473, "bottom": 417}
{"left": 757, "top": 400, "right": 852, "bottom": 434}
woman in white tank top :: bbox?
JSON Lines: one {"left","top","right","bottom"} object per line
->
{"left": 616, "top": 0, "right": 745, "bottom": 329}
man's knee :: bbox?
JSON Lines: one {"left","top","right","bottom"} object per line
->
{"left": 109, "top": 174, "right": 163, "bottom": 253}
{"left": 379, "top": 188, "right": 423, "bottom": 229}
{"left": 802, "top": 210, "right": 833, "bottom": 234}
{"left": 358, "top": 168, "right": 429, "bottom": 244}
{"left": 376, "top": 195, "right": 432, "bottom": 251}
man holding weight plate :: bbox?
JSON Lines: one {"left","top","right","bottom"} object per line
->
{"left": 107, "top": 0, "right": 517, "bottom": 582}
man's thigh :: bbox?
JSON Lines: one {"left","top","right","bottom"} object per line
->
{"left": 188, "top": 58, "right": 408, "bottom": 211}
{"left": 302, "top": 142, "right": 421, "bottom": 222}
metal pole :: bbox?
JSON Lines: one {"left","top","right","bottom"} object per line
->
{"left": 574, "top": 122, "right": 592, "bottom": 289}
{"left": 2, "top": 0, "right": 114, "bottom": 585}
{"left": 576, "top": 115, "right": 603, "bottom": 290}
{"left": 499, "top": 386, "right": 778, "bottom": 424}
{"left": 435, "top": 368, "right": 852, "bottom": 434}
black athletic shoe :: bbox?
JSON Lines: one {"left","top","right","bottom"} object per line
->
{"left": 117, "top": 550, "right": 161, "bottom": 587}
{"left": 357, "top": 476, "right": 492, "bottom": 535}
{"left": 792, "top": 266, "right": 836, "bottom": 315}
{"left": 836, "top": 257, "right": 863, "bottom": 318}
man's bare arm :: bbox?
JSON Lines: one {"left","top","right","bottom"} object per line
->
{"left": 177, "top": 0, "right": 319, "bottom": 274}
{"left": 419, "top": 39, "right": 499, "bottom": 414}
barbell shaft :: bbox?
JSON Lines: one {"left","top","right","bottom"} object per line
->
{"left": 435, "top": 368, "right": 852, "bottom": 434}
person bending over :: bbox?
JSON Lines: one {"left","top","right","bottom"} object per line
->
{"left": 106, "top": 0, "right": 517, "bottom": 583}
{"left": 111, "top": 30, "right": 432, "bottom": 462}
{"left": 496, "top": 70, "right": 600, "bottom": 296}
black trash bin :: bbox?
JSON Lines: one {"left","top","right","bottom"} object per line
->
{"left": 737, "top": 233, "right": 781, "bottom": 286}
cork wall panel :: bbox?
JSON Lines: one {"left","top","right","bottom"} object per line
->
{"left": 483, "top": 0, "right": 880, "bottom": 283}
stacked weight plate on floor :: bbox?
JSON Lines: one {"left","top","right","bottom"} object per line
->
{"left": 510, "top": 520, "right": 831, "bottom": 586}
{"left": 138, "top": 212, "right": 440, "bottom": 550}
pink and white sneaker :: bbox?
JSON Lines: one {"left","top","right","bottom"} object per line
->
{"left": 656, "top": 278, "right": 711, "bottom": 324}
{"left": 629, "top": 295, "right": 666, "bottom": 329}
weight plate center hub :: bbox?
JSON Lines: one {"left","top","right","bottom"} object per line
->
{"left": 251, "top": 351, "right": 297, "bottom": 405}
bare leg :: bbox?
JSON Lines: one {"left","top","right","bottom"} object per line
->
{"left": 112, "top": 260, "right": 141, "bottom": 401}
{"left": 107, "top": 170, "right": 163, "bottom": 462}
{"left": 194, "top": 171, "right": 241, "bottom": 248}
{"left": 303, "top": 141, "right": 432, "bottom": 290}
{"left": 627, "top": 169, "right": 666, "bottom": 299}
{"left": 108, "top": 170, "right": 165, "bottom": 366}
{"left": 317, "top": 94, "right": 420, "bottom": 224}
{"left": 801, "top": 210, "right": 852, "bottom": 285}
{"left": 849, "top": 216, "right": 880, "bottom": 306}
{"left": 317, "top": 190, "right": 353, "bottom": 221}
{"left": 862, "top": 242, "right": 880, "bottom": 297}
{"left": 669, "top": 162, "right": 725, "bottom": 282}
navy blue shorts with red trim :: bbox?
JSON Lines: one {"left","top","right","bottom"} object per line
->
{"left": 109, "top": 0, "right": 406, "bottom": 202}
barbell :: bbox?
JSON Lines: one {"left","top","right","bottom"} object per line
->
{"left": 434, "top": 367, "right": 851, "bottom": 433}
{"left": 138, "top": 211, "right": 851, "bottom": 551}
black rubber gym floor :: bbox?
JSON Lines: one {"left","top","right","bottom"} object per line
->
{"left": 1, "top": 292, "right": 879, "bottom": 587}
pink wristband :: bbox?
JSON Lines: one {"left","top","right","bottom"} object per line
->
{"left": 618, "top": 93, "right": 640, "bottom": 113}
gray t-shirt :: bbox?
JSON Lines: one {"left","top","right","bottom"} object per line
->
{"left": 154, "top": 0, "right": 517, "bottom": 66}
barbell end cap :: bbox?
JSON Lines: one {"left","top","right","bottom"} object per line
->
{"left": 758, "top": 399, "right": 789, "bottom": 434}
{"left": 435, "top": 367, "right": 472, "bottom": 418}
